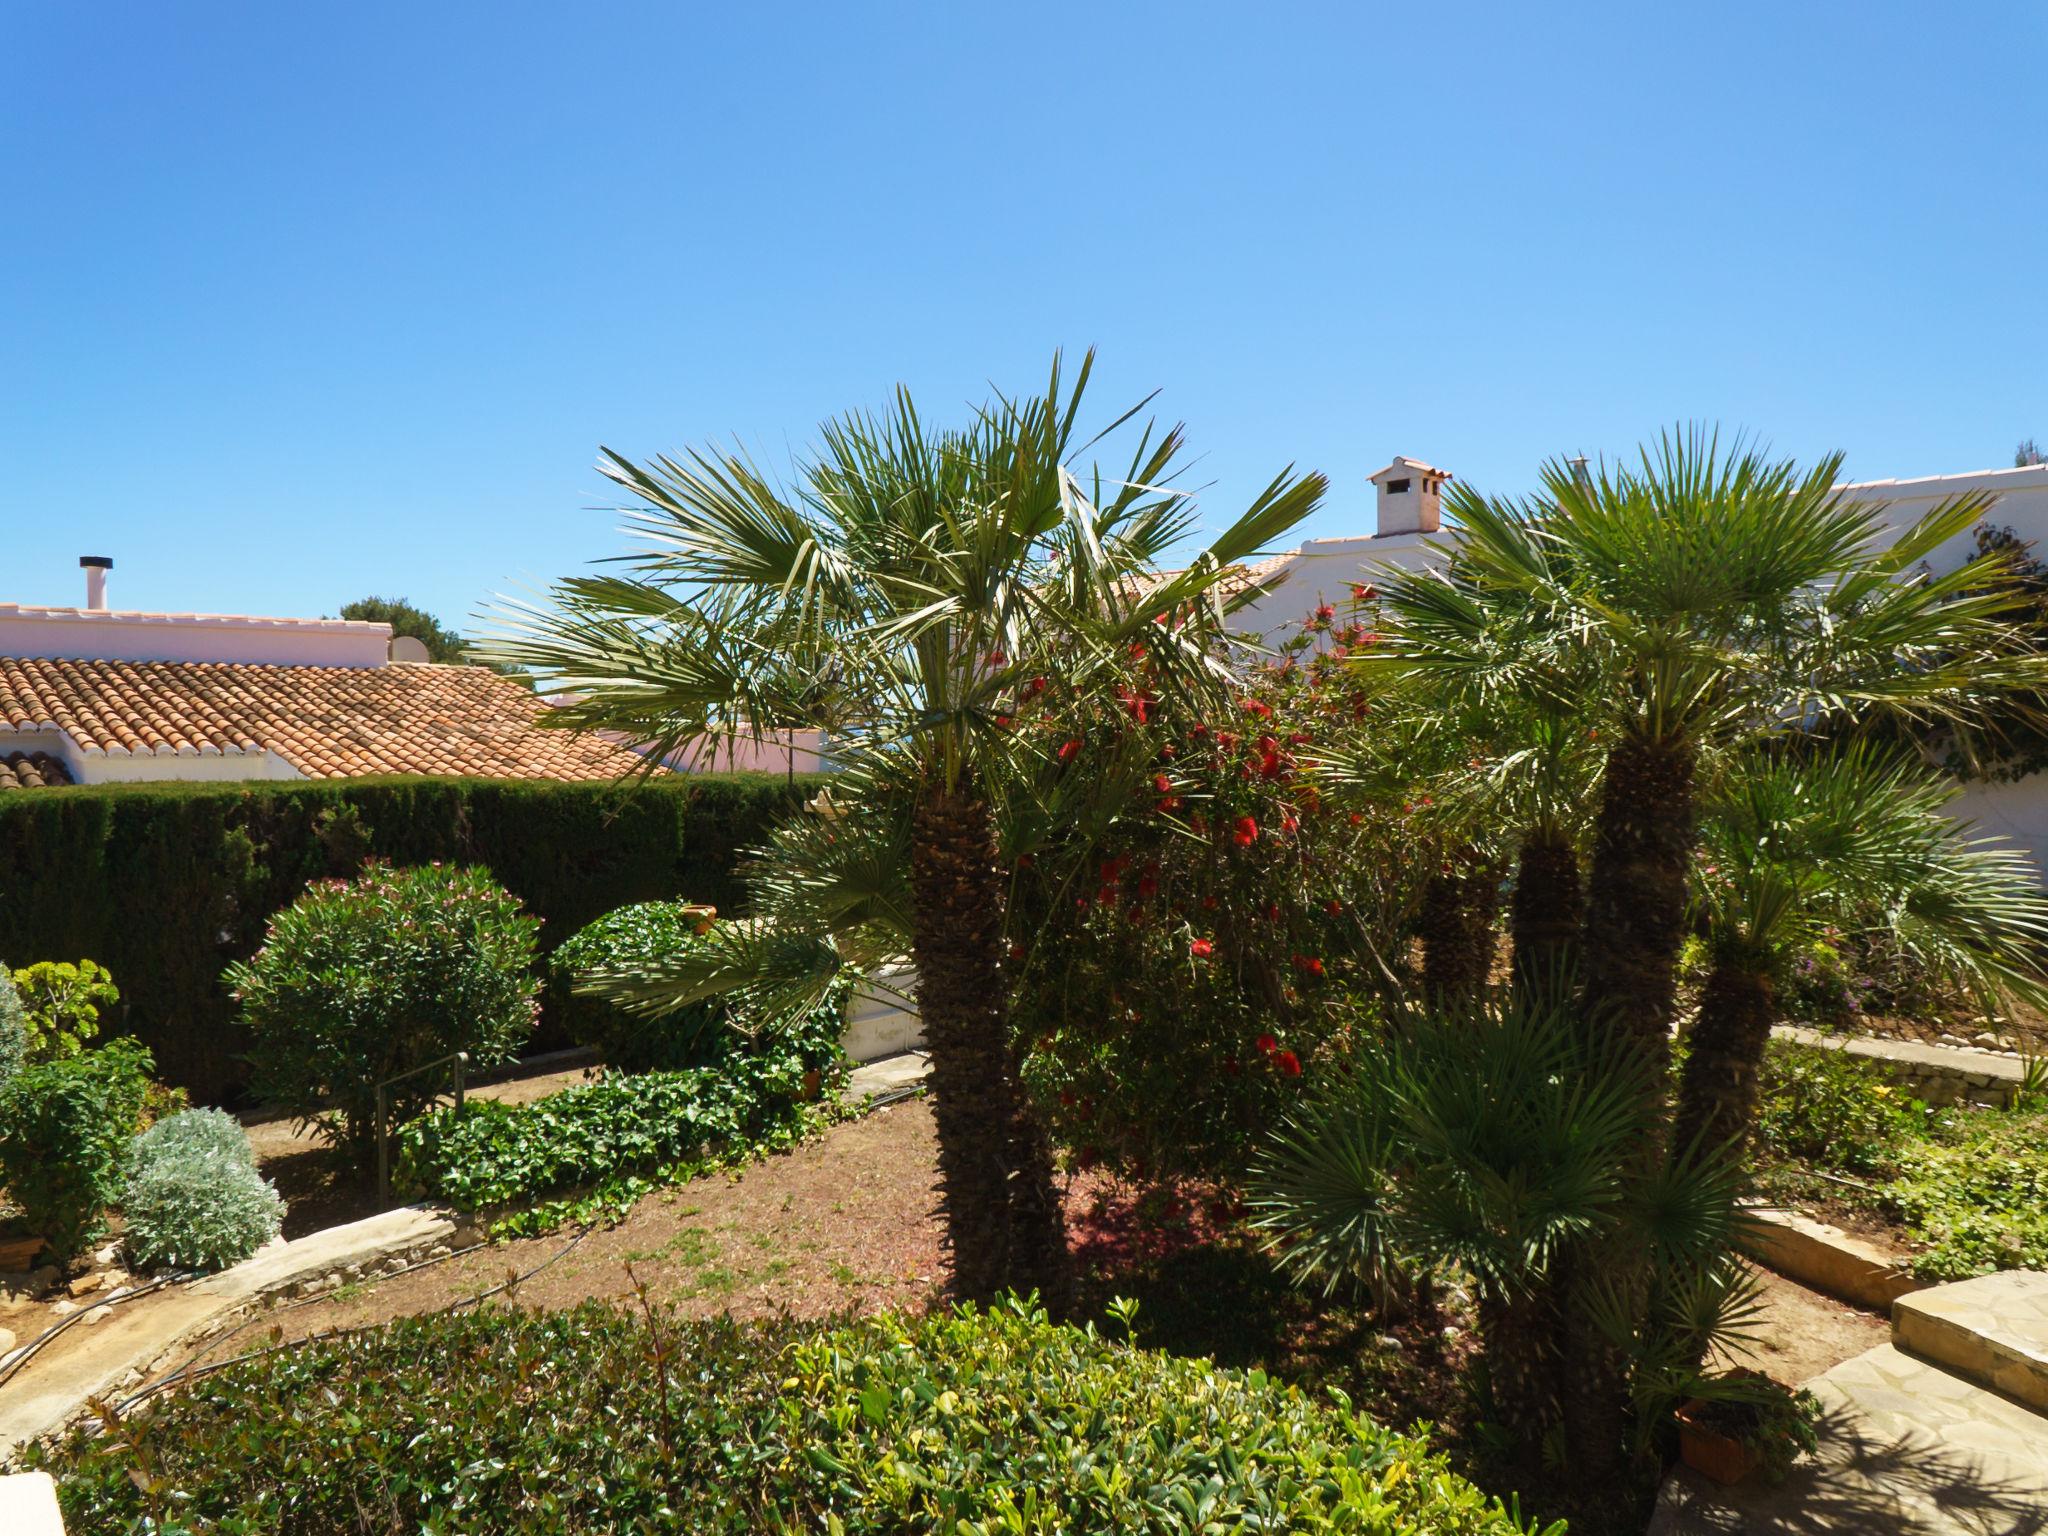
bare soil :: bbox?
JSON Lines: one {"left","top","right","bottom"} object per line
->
{"left": 187, "top": 1099, "right": 1884, "bottom": 1400}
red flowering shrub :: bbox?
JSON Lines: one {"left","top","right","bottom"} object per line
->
{"left": 1006, "top": 613, "right": 1415, "bottom": 1181}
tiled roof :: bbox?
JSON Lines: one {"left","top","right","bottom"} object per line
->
{"left": 0, "top": 657, "right": 649, "bottom": 782}
{"left": 0, "top": 751, "right": 70, "bottom": 790}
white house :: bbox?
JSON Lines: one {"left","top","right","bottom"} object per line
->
{"left": 1228, "top": 457, "right": 2048, "bottom": 880}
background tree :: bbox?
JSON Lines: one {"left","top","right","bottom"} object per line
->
{"left": 2017, "top": 438, "right": 2045, "bottom": 468}
{"left": 485, "top": 353, "right": 1325, "bottom": 1308}
{"left": 340, "top": 595, "right": 525, "bottom": 676}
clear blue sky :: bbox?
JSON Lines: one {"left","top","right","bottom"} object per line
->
{"left": 5, "top": 2, "right": 2043, "bottom": 635}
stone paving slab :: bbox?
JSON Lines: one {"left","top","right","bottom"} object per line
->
{"left": 1651, "top": 1343, "right": 2048, "bottom": 1535}
{"left": 0, "top": 1205, "right": 469, "bottom": 1460}
{"left": 1894, "top": 1271, "right": 2048, "bottom": 1414}
{"left": 845, "top": 1050, "right": 928, "bottom": 1101}
{"left": 1773, "top": 1026, "right": 2027, "bottom": 1108}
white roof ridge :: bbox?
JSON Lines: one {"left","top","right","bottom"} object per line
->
{"left": 0, "top": 604, "right": 392, "bottom": 633}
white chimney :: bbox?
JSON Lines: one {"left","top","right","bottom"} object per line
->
{"left": 1370, "top": 457, "right": 1451, "bottom": 538}
{"left": 80, "top": 555, "right": 112, "bottom": 610}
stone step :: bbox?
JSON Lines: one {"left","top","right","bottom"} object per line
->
{"left": 1892, "top": 1271, "right": 2048, "bottom": 1414}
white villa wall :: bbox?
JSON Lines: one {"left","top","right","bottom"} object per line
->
{"left": 0, "top": 605, "right": 393, "bottom": 668}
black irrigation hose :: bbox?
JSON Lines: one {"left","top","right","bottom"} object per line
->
{"left": 0, "top": 1272, "right": 193, "bottom": 1394}
{"left": 113, "top": 1221, "right": 599, "bottom": 1416}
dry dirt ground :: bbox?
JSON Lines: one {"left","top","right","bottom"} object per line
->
{"left": 191, "top": 1098, "right": 1885, "bottom": 1395}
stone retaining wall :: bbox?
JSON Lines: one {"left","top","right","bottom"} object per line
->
{"left": 1773, "top": 1025, "right": 2028, "bottom": 1109}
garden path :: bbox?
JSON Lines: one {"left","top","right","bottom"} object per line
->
{"left": 1654, "top": 1273, "right": 2048, "bottom": 1535}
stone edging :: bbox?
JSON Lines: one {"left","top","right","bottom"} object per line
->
{"left": 1739, "top": 1205, "right": 1927, "bottom": 1311}
{"left": 1772, "top": 1025, "right": 2029, "bottom": 1108}
{"left": 0, "top": 1204, "right": 475, "bottom": 1460}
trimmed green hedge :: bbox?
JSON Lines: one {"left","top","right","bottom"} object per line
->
{"left": 25, "top": 1299, "right": 1554, "bottom": 1535}
{"left": 0, "top": 774, "right": 825, "bottom": 1100}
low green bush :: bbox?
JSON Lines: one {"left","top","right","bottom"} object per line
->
{"left": 397, "top": 1007, "right": 846, "bottom": 1231}
{"left": 230, "top": 862, "right": 541, "bottom": 1172}
{"left": 1751, "top": 1040, "right": 1927, "bottom": 1175}
{"left": 549, "top": 900, "right": 731, "bottom": 1070}
{"left": 0, "top": 1038, "right": 156, "bottom": 1260}
{"left": 122, "top": 1118, "right": 283, "bottom": 1274}
{"left": 28, "top": 1298, "right": 1552, "bottom": 1535}
{"left": 0, "top": 967, "right": 25, "bottom": 1089}
{"left": 1884, "top": 1107, "right": 2048, "bottom": 1279}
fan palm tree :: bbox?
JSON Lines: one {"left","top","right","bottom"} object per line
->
{"left": 1676, "top": 745, "right": 2048, "bottom": 1160}
{"left": 1250, "top": 996, "right": 1762, "bottom": 1486}
{"left": 1364, "top": 431, "right": 2041, "bottom": 1488}
{"left": 485, "top": 353, "right": 1326, "bottom": 1307}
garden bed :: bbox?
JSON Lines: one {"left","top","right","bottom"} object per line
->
{"left": 1752, "top": 1038, "right": 2048, "bottom": 1283}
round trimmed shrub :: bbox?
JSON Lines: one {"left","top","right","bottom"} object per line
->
{"left": 122, "top": 1128, "right": 283, "bottom": 1274}
{"left": 0, "top": 966, "right": 26, "bottom": 1089}
{"left": 228, "top": 862, "right": 542, "bottom": 1172}
{"left": 131, "top": 1106, "right": 256, "bottom": 1175}
{"left": 549, "top": 900, "right": 727, "bottom": 1071}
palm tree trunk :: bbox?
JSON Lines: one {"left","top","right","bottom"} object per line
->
{"left": 1674, "top": 954, "right": 1776, "bottom": 1164}
{"left": 1559, "top": 734, "right": 1698, "bottom": 1493}
{"left": 909, "top": 782, "right": 1074, "bottom": 1310}
{"left": 1419, "top": 867, "right": 1499, "bottom": 1003}
{"left": 1478, "top": 1286, "right": 1559, "bottom": 1459}
{"left": 1578, "top": 734, "right": 1696, "bottom": 1065}
{"left": 1510, "top": 829, "right": 1581, "bottom": 1007}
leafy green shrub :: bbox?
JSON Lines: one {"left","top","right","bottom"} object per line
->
{"left": 1752, "top": 1040, "right": 1926, "bottom": 1175}
{"left": 1777, "top": 937, "right": 1865, "bottom": 1027}
{"left": 122, "top": 1113, "right": 283, "bottom": 1274}
{"left": 10, "top": 958, "right": 118, "bottom": 1062}
{"left": 29, "top": 1298, "right": 1552, "bottom": 1535}
{"left": 550, "top": 900, "right": 729, "bottom": 1070}
{"left": 1884, "top": 1107, "right": 2048, "bottom": 1279}
{"left": 229, "top": 862, "right": 541, "bottom": 1172}
{"left": 0, "top": 1038, "right": 156, "bottom": 1259}
{"left": 0, "top": 966, "right": 25, "bottom": 1089}
{"left": 397, "top": 1021, "right": 843, "bottom": 1231}
{"left": 130, "top": 1106, "right": 256, "bottom": 1174}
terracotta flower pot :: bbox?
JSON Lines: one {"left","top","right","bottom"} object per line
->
{"left": 1675, "top": 1399, "right": 1762, "bottom": 1485}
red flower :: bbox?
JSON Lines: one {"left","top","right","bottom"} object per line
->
{"left": 1351, "top": 583, "right": 1377, "bottom": 602}
{"left": 1153, "top": 773, "right": 1173, "bottom": 793}
{"left": 1233, "top": 816, "right": 1259, "bottom": 847}
{"left": 988, "top": 649, "right": 1007, "bottom": 666}
{"left": 1274, "top": 1050, "right": 1303, "bottom": 1077}
{"left": 1279, "top": 809, "right": 1300, "bottom": 835}
{"left": 1009, "top": 942, "right": 1026, "bottom": 960}
{"left": 1292, "top": 954, "right": 1325, "bottom": 977}
{"left": 1255, "top": 1033, "right": 1279, "bottom": 1055}
{"left": 1315, "top": 602, "right": 1335, "bottom": 624}
{"left": 1324, "top": 898, "right": 1344, "bottom": 915}
{"left": 1189, "top": 938, "right": 1214, "bottom": 958}
{"left": 1058, "top": 738, "right": 1082, "bottom": 763}
{"left": 1241, "top": 698, "right": 1274, "bottom": 719}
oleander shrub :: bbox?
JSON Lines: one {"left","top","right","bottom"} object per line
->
{"left": 122, "top": 1113, "right": 283, "bottom": 1274}
{"left": 0, "top": 1037, "right": 156, "bottom": 1259}
{"left": 230, "top": 862, "right": 542, "bottom": 1173}
{"left": 0, "top": 966, "right": 25, "bottom": 1090}
{"left": 28, "top": 1298, "right": 1555, "bottom": 1535}
{"left": 397, "top": 1010, "right": 845, "bottom": 1230}
{"left": 10, "top": 958, "right": 118, "bottom": 1063}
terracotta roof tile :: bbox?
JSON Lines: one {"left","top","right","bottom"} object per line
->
{"left": 0, "top": 751, "right": 72, "bottom": 790}
{"left": 0, "top": 657, "right": 649, "bottom": 783}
